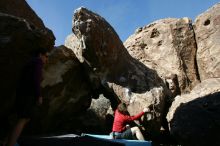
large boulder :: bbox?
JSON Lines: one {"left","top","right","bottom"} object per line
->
{"left": 194, "top": 2, "right": 220, "bottom": 81}
{"left": 71, "top": 7, "right": 169, "bottom": 137}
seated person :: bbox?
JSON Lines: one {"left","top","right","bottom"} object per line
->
{"left": 111, "top": 102, "right": 149, "bottom": 140}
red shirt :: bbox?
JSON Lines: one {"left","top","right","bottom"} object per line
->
{"left": 112, "top": 109, "right": 144, "bottom": 132}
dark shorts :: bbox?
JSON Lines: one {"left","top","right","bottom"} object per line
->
{"left": 115, "top": 129, "right": 135, "bottom": 140}
{"left": 16, "top": 95, "right": 37, "bottom": 119}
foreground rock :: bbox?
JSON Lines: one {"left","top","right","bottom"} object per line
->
{"left": 167, "top": 78, "right": 220, "bottom": 146}
{"left": 0, "top": 0, "right": 55, "bottom": 138}
{"left": 0, "top": 13, "right": 54, "bottom": 118}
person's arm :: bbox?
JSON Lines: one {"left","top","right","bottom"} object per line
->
{"left": 125, "top": 107, "right": 150, "bottom": 122}
{"left": 125, "top": 111, "right": 145, "bottom": 122}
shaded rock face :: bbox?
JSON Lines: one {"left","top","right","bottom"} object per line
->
{"left": 124, "top": 18, "right": 199, "bottom": 94}
{"left": 167, "top": 78, "right": 220, "bottom": 146}
{"left": 27, "top": 46, "right": 111, "bottom": 135}
{"left": 167, "top": 78, "right": 220, "bottom": 125}
{"left": 71, "top": 7, "right": 170, "bottom": 137}
{"left": 174, "top": 92, "right": 220, "bottom": 146}
{"left": 165, "top": 74, "right": 181, "bottom": 98}
{"left": 194, "top": 3, "right": 220, "bottom": 81}
{"left": 88, "top": 95, "right": 113, "bottom": 133}
{"left": 30, "top": 46, "right": 92, "bottom": 134}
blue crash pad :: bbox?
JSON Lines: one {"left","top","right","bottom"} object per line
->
{"left": 85, "top": 134, "right": 152, "bottom": 146}
{"left": 17, "top": 133, "right": 151, "bottom": 146}
{"left": 18, "top": 134, "right": 123, "bottom": 146}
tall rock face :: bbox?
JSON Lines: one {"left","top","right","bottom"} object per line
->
{"left": 0, "top": 0, "right": 55, "bottom": 137}
{"left": 166, "top": 3, "right": 220, "bottom": 145}
{"left": 194, "top": 2, "right": 220, "bottom": 81}
{"left": 71, "top": 7, "right": 170, "bottom": 137}
{"left": 124, "top": 18, "right": 200, "bottom": 94}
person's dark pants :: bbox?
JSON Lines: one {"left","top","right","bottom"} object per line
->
{"left": 115, "top": 129, "right": 135, "bottom": 140}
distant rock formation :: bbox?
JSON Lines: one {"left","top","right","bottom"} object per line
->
{"left": 124, "top": 17, "right": 199, "bottom": 94}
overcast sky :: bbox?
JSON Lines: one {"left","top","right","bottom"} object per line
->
{"left": 26, "top": 0, "right": 219, "bottom": 46}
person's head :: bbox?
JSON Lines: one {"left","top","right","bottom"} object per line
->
{"left": 34, "top": 47, "right": 49, "bottom": 64}
{"left": 117, "top": 102, "right": 128, "bottom": 115}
